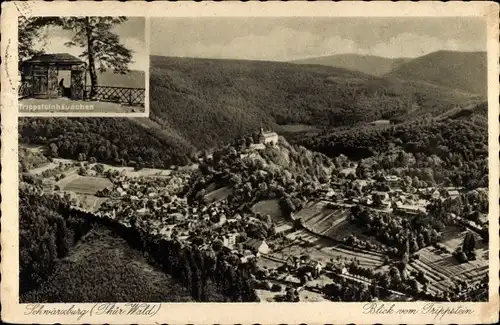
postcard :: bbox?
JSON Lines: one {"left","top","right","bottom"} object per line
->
{"left": 1, "top": 1, "right": 499, "bottom": 324}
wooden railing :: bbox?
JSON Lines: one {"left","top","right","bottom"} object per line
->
{"left": 85, "top": 86, "right": 145, "bottom": 106}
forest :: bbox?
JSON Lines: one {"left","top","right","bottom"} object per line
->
{"left": 150, "top": 56, "right": 481, "bottom": 150}
{"left": 19, "top": 117, "right": 196, "bottom": 169}
{"left": 299, "top": 117, "right": 488, "bottom": 189}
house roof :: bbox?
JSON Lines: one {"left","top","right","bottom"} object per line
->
{"left": 261, "top": 132, "right": 278, "bottom": 138}
{"left": 23, "top": 53, "right": 86, "bottom": 65}
{"left": 244, "top": 238, "right": 266, "bottom": 250}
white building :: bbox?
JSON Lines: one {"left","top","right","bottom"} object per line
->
{"left": 249, "top": 143, "right": 266, "bottom": 151}
{"left": 222, "top": 233, "right": 238, "bottom": 250}
{"left": 244, "top": 238, "right": 270, "bottom": 254}
{"left": 258, "top": 128, "right": 278, "bottom": 146}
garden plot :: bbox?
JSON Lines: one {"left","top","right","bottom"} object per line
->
{"left": 274, "top": 230, "right": 385, "bottom": 269}
{"left": 295, "top": 200, "right": 383, "bottom": 246}
{"left": 409, "top": 241, "right": 489, "bottom": 295}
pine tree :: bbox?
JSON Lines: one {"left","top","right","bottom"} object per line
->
{"left": 59, "top": 17, "right": 133, "bottom": 97}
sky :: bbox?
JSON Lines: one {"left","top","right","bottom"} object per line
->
{"left": 33, "top": 17, "right": 147, "bottom": 71}
{"left": 150, "top": 17, "right": 486, "bottom": 61}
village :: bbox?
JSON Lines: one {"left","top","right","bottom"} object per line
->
{"left": 22, "top": 128, "right": 489, "bottom": 303}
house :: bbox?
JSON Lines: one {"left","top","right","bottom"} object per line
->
{"left": 240, "top": 250, "right": 256, "bottom": 263}
{"left": 307, "top": 260, "right": 323, "bottom": 278}
{"left": 258, "top": 128, "right": 278, "bottom": 146}
{"left": 275, "top": 223, "right": 293, "bottom": 234}
{"left": 222, "top": 233, "right": 238, "bottom": 250}
{"left": 360, "top": 196, "right": 373, "bottom": 205}
{"left": 244, "top": 238, "right": 270, "bottom": 255}
{"left": 116, "top": 187, "right": 127, "bottom": 197}
{"left": 446, "top": 189, "right": 460, "bottom": 198}
{"left": 218, "top": 214, "right": 227, "bottom": 225}
{"left": 394, "top": 204, "right": 426, "bottom": 216}
{"left": 372, "top": 191, "right": 390, "bottom": 202}
{"left": 384, "top": 175, "right": 401, "bottom": 187}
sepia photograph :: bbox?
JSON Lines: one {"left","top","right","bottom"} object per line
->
{"left": 18, "top": 16, "right": 147, "bottom": 115}
{"left": 18, "top": 16, "right": 490, "bottom": 304}
{"left": 1, "top": 2, "right": 498, "bottom": 325}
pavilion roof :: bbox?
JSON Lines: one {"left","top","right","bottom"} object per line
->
{"left": 23, "top": 53, "right": 86, "bottom": 65}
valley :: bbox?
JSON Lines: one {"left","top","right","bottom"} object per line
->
{"left": 18, "top": 49, "right": 490, "bottom": 303}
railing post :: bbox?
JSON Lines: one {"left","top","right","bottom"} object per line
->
{"left": 129, "top": 89, "right": 132, "bottom": 105}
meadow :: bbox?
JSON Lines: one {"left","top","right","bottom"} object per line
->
{"left": 60, "top": 176, "right": 113, "bottom": 195}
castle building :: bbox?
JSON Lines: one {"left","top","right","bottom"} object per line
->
{"left": 258, "top": 128, "right": 278, "bottom": 146}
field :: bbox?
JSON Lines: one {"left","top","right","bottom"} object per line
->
{"left": 204, "top": 185, "right": 233, "bottom": 204}
{"left": 60, "top": 176, "right": 113, "bottom": 195}
{"left": 29, "top": 162, "right": 59, "bottom": 175}
{"left": 252, "top": 199, "right": 289, "bottom": 221}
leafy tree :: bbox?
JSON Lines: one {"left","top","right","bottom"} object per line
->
{"left": 462, "top": 232, "right": 476, "bottom": 253}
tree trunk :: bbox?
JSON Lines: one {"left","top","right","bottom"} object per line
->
{"left": 85, "top": 17, "right": 98, "bottom": 98}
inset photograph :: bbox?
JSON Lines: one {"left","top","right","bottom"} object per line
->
{"left": 18, "top": 17, "right": 147, "bottom": 115}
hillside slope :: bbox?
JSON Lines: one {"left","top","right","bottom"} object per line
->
{"left": 386, "top": 51, "right": 487, "bottom": 95}
{"left": 19, "top": 56, "right": 483, "bottom": 169}
{"left": 21, "top": 227, "right": 196, "bottom": 303}
{"left": 292, "top": 54, "right": 411, "bottom": 76}
{"left": 150, "top": 56, "right": 479, "bottom": 150}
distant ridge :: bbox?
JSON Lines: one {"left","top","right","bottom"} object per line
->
{"left": 85, "top": 70, "right": 146, "bottom": 88}
{"left": 149, "top": 55, "right": 479, "bottom": 151}
{"left": 386, "top": 50, "right": 487, "bottom": 96}
{"left": 291, "top": 53, "right": 411, "bottom": 77}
